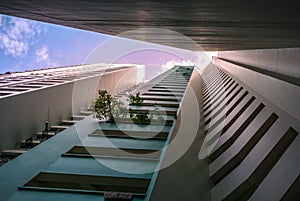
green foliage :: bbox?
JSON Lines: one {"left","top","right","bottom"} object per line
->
{"left": 94, "top": 90, "right": 127, "bottom": 121}
{"left": 129, "top": 104, "right": 165, "bottom": 125}
{"left": 157, "top": 116, "right": 165, "bottom": 123}
{"left": 129, "top": 108, "right": 151, "bottom": 124}
{"left": 94, "top": 90, "right": 165, "bottom": 125}
{"left": 111, "top": 99, "right": 128, "bottom": 121}
{"left": 149, "top": 104, "right": 165, "bottom": 123}
{"left": 128, "top": 92, "right": 143, "bottom": 105}
{"left": 175, "top": 67, "right": 192, "bottom": 77}
{"left": 94, "top": 90, "right": 112, "bottom": 120}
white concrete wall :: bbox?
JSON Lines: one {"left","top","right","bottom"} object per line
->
{"left": 0, "top": 67, "right": 137, "bottom": 152}
{"left": 215, "top": 48, "right": 300, "bottom": 121}
{"left": 218, "top": 48, "right": 300, "bottom": 79}
{"left": 150, "top": 68, "right": 212, "bottom": 201}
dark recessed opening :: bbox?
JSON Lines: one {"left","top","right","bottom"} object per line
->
{"left": 21, "top": 172, "right": 150, "bottom": 195}
{"left": 15, "top": 85, "right": 43, "bottom": 88}
{"left": 63, "top": 146, "right": 161, "bottom": 160}
{"left": 89, "top": 129, "right": 169, "bottom": 140}
{"left": 0, "top": 92, "right": 11, "bottom": 96}
{"left": 0, "top": 88, "right": 28, "bottom": 92}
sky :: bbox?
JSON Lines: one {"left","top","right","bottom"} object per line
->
{"left": 0, "top": 14, "right": 112, "bottom": 74}
{"left": 0, "top": 14, "right": 213, "bottom": 79}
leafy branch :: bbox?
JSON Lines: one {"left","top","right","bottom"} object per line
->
{"left": 94, "top": 90, "right": 127, "bottom": 122}
{"left": 94, "top": 90, "right": 165, "bottom": 124}
{"left": 128, "top": 92, "right": 143, "bottom": 105}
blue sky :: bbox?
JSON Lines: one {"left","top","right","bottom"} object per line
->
{"left": 0, "top": 14, "right": 111, "bottom": 73}
{"left": 0, "top": 14, "right": 212, "bottom": 78}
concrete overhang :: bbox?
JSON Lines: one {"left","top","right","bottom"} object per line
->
{"left": 1, "top": 0, "right": 300, "bottom": 51}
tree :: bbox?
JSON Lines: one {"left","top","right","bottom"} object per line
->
{"left": 94, "top": 90, "right": 127, "bottom": 122}
{"left": 110, "top": 98, "right": 128, "bottom": 121}
{"left": 128, "top": 92, "right": 143, "bottom": 105}
{"left": 94, "top": 90, "right": 164, "bottom": 125}
{"left": 94, "top": 90, "right": 113, "bottom": 120}
{"left": 149, "top": 104, "right": 165, "bottom": 123}
{"left": 129, "top": 109, "right": 151, "bottom": 124}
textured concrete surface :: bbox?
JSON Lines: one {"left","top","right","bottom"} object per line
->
{"left": 1, "top": 0, "right": 300, "bottom": 51}
{"left": 214, "top": 49, "right": 300, "bottom": 121}
{"left": 218, "top": 48, "right": 300, "bottom": 83}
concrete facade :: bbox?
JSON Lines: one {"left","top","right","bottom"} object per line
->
{"left": 0, "top": 64, "right": 299, "bottom": 201}
{"left": 215, "top": 48, "right": 300, "bottom": 121}
{"left": 0, "top": 65, "right": 193, "bottom": 201}
{"left": 0, "top": 65, "right": 139, "bottom": 152}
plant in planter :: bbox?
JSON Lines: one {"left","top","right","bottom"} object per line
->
{"left": 157, "top": 116, "right": 165, "bottom": 123}
{"left": 110, "top": 98, "right": 128, "bottom": 121}
{"left": 94, "top": 90, "right": 127, "bottom": 122}
{"left": 94, "top": 90, "right": 112, "bottom": 120}
{"left": 129, "top": 108, "right": 151, "bottom": 124}
{"left": 149, "top": 104, "right": 165, "bottom": 123}
{"left": 135, "top": 112, "right": 150, "bottom": 124}
{"left": 94, "top": 90, "right": 166, "bottom": 125}
{"left": 128, "top": 92, "right": 143, "bottom": 105}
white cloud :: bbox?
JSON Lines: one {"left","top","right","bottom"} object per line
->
{"left": 161, "top": 60, "right": 196, "bottom": 74}
{"left": 35, "top": 46, "right": 49, "bottom": 62}
{"left": 160, "top": 51, "right": 213, "bottom": 73}
{"left": 0, "top": 15, "right": 43, "bottom": 57}
{"left": 33, "top": 45, "right": 60, "bottom": 69}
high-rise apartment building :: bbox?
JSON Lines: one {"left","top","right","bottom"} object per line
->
{"left": 0, "top": 1, "right": 299, "bottom": 200}
{"left": 0, "top": 64, "right": 298, "bottom": 201}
